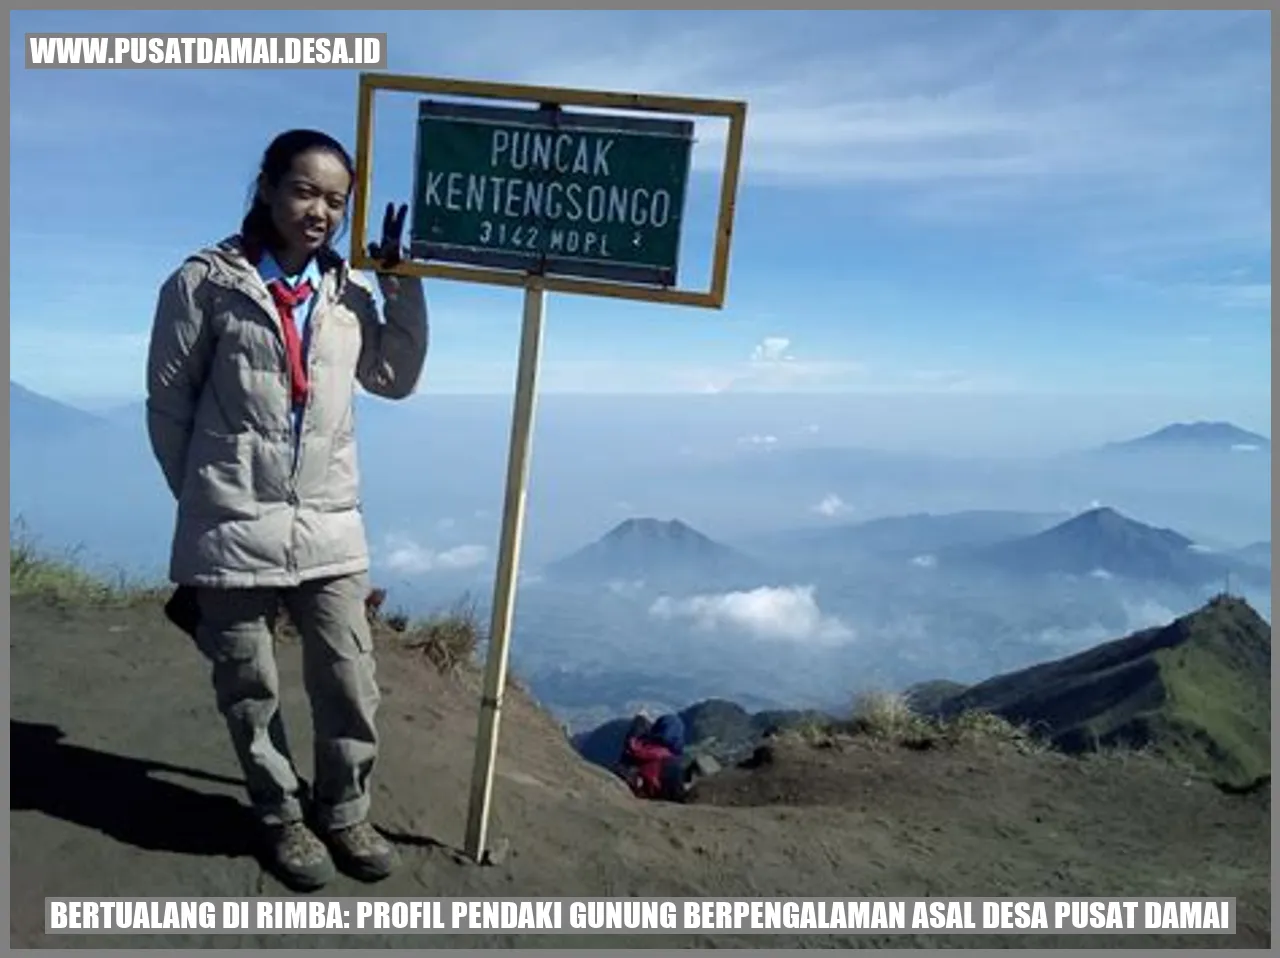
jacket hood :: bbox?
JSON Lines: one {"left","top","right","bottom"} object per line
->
{"left": 651, "top": 715, "right": 686, "bottom": 752}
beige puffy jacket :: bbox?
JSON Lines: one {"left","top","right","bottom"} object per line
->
{"left": 146, "top": 235, "right": 428, "bottom": 588}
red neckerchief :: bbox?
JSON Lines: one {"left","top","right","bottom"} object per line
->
{"left": 239, "top": 236, "right": 342, "bottom": 409}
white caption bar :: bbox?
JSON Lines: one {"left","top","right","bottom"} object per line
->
{"left": 45, "top": 897, "right": 1237, "bottom": 935}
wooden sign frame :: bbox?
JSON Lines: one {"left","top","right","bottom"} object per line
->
{"left": 349, "top": 71, "right": 747, "bottom": 309}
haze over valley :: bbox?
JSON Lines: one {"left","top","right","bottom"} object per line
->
{"left": 12, "top": 383, "right": 1270, "bottom": 729}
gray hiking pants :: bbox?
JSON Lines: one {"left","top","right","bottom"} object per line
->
{"left": 194, "top": 572, "right": 380, "bottom": 831}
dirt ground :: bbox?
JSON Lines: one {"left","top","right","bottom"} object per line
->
{"left": 10, "top": 594, "right": 1271, "bottom": 949}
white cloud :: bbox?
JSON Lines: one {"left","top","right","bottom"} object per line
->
{"left": 419, "top": 354, "right": 1018, "bottom": 397}
{"left": 1033, "top": 598, "right": 1183, "bottom": 653}
{"left": 813, "top": 494, "right": 852, "bottom": 518}
{"left": 435, "top": 545, "right": 489, "bottom": 569}
{"left": 606, "top": 579, "right": 647, "bottom": 598}
{"left": 910, "top": 554, "right": 938, "bottom": 569}
{"left": 1121, "top": 598, "right": 1180, "bottom": 630}
{"left": 14, "top": 12, "right": 1266, "bottom": 402}
{"left": 698, "top": 337, "right": 869, "bottom": 395}
{"left": 1032, "top": 622, "right": 1113, "bottom": 652}
{"left": 649, "top": 585, "right": 854, "bottom": 644}
{"left": 382, "top": 534, "right": 489, "bottom": 575}
{"left": 751, "top": 337, "right": 794, "bottom": 363}
{"left": 675, "top": 340, "right": 1014, "bottom": 398}
{"left": 425, "top": 352, "right": 869, "bottom": 395}
{"left": 738, "top": 434, "right": 779, "bottom": 447}
{"left": 407, "top": 9, "right": 1266, "bottom": 271}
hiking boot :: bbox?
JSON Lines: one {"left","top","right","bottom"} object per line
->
{"left": 262, "top": 822, "right": 336, "bottom": 891}
{"left": 325, "top": 821, "right": 399, "bottom": 882}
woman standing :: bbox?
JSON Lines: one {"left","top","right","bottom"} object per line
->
{"left": 146, "top": 129, "right": 428, "bottom": 890}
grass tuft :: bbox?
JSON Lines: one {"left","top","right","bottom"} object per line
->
{"left": 844, "top": 688, "right": 1046, "bottom": 754}
{"left": 11, "top": 523, "right": 486, "bottom": 680}
{"left": 10, "top": 522, "right": 166, "bottom": 607}
{"left": 369, "top": 590, "right": 485, "bottom": 676}
{"left": 849, "top": 690, "right": 934, "bottom": 742}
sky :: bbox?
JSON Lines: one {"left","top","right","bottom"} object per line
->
{"left": 8, "top": 9, "right": 1272, "bottom": 431}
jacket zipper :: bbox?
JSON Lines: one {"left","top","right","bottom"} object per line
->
{"left": 207, "top": 267, "right": 303, "bottom": 579}
{"left": 208, "top": 259, "right": 346, "bottom": 580}
{"left": 292, "top": 280, "right": 327, "bottom": 482}
{"left": 286, "top": 277, "right": 325, "bottom": 580}
{"left": 285, "top": 272, "right": 343, "bottom": 580}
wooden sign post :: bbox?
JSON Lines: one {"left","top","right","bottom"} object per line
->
{"left": 349, "top": 71, "right": 747, "bottom": 864}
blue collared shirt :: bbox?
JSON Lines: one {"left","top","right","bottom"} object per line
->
{"left": 256, "top": 252, "right": 322, "bottom": 441}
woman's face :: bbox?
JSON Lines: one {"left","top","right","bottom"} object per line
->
{"left": 262, "top": 148, "right": 351, "bottom": 257}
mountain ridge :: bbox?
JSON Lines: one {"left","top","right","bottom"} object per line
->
{"left": 926, "top": 593, "right": 1271, "bottom": 788}
{"left": 741, "top": 509, "right": 1067, "bottom": 562}
{"left": 576, "top": 593, "right": 1272, "bottom": 792}
{"left": 11, "top": 381, "right": 106, "bottom": 441}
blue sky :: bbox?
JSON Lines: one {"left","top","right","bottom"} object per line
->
{"left": 9, "top": 9, "right": 1272, "bottom": 427}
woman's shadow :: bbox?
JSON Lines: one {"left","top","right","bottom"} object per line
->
{"left": 12, "top": 719, "right": 256, "bottom": 858}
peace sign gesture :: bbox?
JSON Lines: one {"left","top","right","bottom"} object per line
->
{"left": 367, "top": 202, "right": 408, "bottom": 272}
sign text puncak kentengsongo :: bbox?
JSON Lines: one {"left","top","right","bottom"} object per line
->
{"left": 410, "top": 100, "right": 695, "bottom": 286}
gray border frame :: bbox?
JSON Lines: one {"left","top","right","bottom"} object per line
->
{"left": 6, "top": 3, "right": 1275, "bottom": 957}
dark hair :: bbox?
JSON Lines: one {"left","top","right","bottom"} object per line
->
{"left": 240, "top": 129, "right": 356, "bottom": 259}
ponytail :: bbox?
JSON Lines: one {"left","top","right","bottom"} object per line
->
{"left": 240, "top": 194, "right": 282, "bottom": 258}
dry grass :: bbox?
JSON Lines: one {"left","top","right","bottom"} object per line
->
{"left": 371, "top": 592, "right": 485, "bottom": 676}
{"left": 845, "top": 688, "right": 1046, "bottom": 755}
{"left": 11, "top": 525, "right": 485, "bottom": 679}
{"left": 9, "top": 523, "right": 166, "bottom": 607}
{"left": 849, "top": 690, "right": 934, "bottom": 742}
{"left": 943, "top": 708, "right": 1046, "bottom": 753}
{"left": 772, "top": 717, "right": 841, "bottom": 750}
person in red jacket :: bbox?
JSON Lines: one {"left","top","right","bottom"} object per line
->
{"left": 617, "top": 713, "right": 691, "bottom": 801}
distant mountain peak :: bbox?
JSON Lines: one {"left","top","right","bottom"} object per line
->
{"left": 1108, "top": 421, "right": 1270, "bottom": 451}
{"left": 1074, "top": 505, "right": 1125, "bottom": 524}
{"left": 605, "top": 517, "right": 709, "bottom": 543}
{"left": 11, "top": 381, "right": 106, "bottom": 441}
{"left": 1046, "top": 506, "right": 1194, "bottom": 548}
{"left": 1065, "top": 506, "right": 1183, "bottom": 538}
{"left": 547, "top": 517, "right": 758, "bottom": 585}
{"left": 965, "top": 506, "right": 1229, "bottom": 586}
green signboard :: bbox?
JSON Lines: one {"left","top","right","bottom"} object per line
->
{"left": 409, "top": 100, "right": 695, "bottom": 287}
